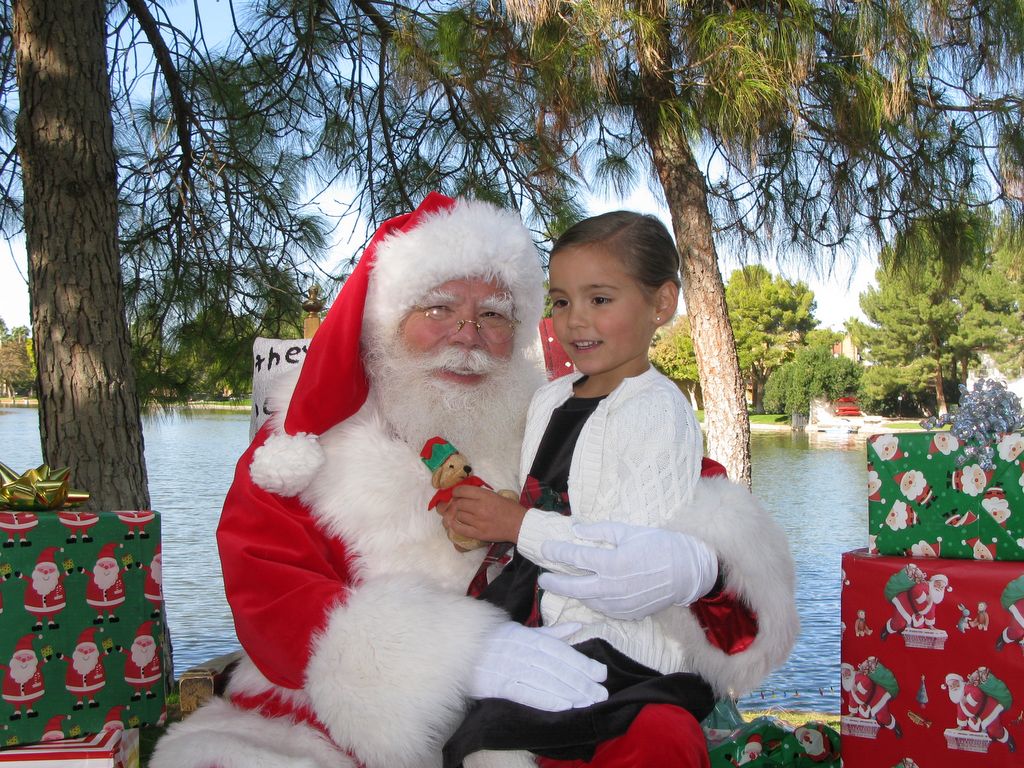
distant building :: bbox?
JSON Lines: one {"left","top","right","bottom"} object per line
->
{"left": 831, "top": 333, "right": 861, "bottom": 363}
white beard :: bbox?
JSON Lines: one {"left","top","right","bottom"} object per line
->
{"left": 131, "top": 640, "right": 156, "bottom": 669}
{"left": 9, "top": 656, "right": 38, "bottom": 685}
{"left": 92, "top": 561, "right": 119, "bottom": 591}
{"left": 364, "top": 333, "right": 539, "bottom": 478}
{"left": 72, "top": 647, "right": 99, "bottom": 675}
{"left": 32, "top": 568, "right": 59, "bottom": 597}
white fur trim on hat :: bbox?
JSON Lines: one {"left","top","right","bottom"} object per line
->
{"left": 249, "top": 432, "right": 325, "bottom": 497}
{"left": 364, "top": 198, "right": 544, "bottom": 356}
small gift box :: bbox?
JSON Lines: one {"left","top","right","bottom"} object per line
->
{"left": 0, "top": 727, "right": 138, "bottom": 767}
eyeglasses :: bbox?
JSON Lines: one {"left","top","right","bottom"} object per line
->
{"left": 419, "top": 306, "right": 519, "bottom": 344}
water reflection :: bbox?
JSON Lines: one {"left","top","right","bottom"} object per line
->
{"left": 0, "top": 409, "right": 865, "bottom": 713}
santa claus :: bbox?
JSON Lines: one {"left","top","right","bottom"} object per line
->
{"left": 840, "top": 656, "right": 903, "bottom": 737}
{"left": 0, "top": 509, "right": 37, "bottom": 548}
{"left": 793, "top": 723, "right": 836, "bottom": 762}
{"left": 943, "top": 667, "right": 1016, "bottom": 751}
{"left": 730, "top": 733, "right": 762, "bottom": 765}
{"left": 1, "top": 634, "right": 45, "bottom": 719}
{"left": 62, "top": 626, "right": 107, "bottom": 709}
{"left": 102, "top": 705, "right": 126, "bottom": 733}
{"left": 995, "top": 574, "right": 1024, "bottom": 651}
{"left": 57, "top": 508, "right": 99, "bottom": 543}
{"left": 151, "top": 194, "right": 798, "bottom": 768}
{"left": 880, "top": 563, "right": 950, "bottom": 639}
{"left": 22, "top": 546, "right": 67, "bottom": 630}
{"left": 116, "top": 509, "right": 155, "bottom": 540}
{"left": 40, "top": 714, "right": 66, "bottom": 741}
{"left": 123, "top": 621, "right": 162, "bottom": 700}
{"left": 86, "top": 543, "right": 126, "bottom": 623}
{"left": 142, "top": 546, "right": 163, "bottom": 618}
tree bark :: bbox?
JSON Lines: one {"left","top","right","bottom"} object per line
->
{"left": 13, "top": 0, "right": 149, "bottom": 508}
{"left": 635, "top": 26, "right": 752, "bottom": 486}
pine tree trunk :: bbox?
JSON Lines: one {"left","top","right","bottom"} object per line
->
{"left": 635, "top": 26, "right": 751, "bottom": 486}
{"left": 13, "top": 0, "right": 150, "bottom": 508}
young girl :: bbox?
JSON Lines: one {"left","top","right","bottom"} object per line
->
{"left": 443, "top": 211, "right": 721, "bottom": 768}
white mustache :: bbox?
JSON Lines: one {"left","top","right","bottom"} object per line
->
{"left": 429, "top": 347, "right": 499, "bottom": 376}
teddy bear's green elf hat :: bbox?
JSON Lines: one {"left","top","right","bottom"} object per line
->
{"left": 420, "top": 436, "right": 459, "bottom": 472}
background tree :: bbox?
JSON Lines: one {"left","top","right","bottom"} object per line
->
{"left": 763, "top": 344, "right": 861, "bottom": 416}
{"left": 11, "top": 0, "right": 152, "bottom": 507}
{"left": 0, "top": 321, "right": 33, "bottom": 397}
{"left": 856, "top": 211, "right": 1017, "bottom": 415}
{"left": 498, "top": 0, "right": 1023, "bottom": 484}
{"left": 725, "top": 265, "right": 816, "bottom": 413}
{"left": 650, "top": 315, "right": 701, "bottom": 409}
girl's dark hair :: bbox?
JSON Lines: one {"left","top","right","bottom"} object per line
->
{"left": 549, "top": 211, "right": 681, "bottom": 292}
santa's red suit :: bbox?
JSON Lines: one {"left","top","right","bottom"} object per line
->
{"left": 0, "top": 510, "right": 37, "bottom": 545}
{"left": 945, "top": 671, "right": 1016, "bottom": 749}
{"left": 151, "top": 195, "right": 797, "bottom": 768}
{"left": 65, "top": 660, "right": 105, "bottom": 701}
{"left": 86, "top": 547, "right": 126, "bottom": 618}
{"left": 57, "top": 509, "right": 99, "bottom": 541}
{"left": 883, "top": 567, "right": 948, "bottom": 638}
{"left": 124, "top": 628, "right": 162, "bottom": 697}
{"left": 845, "top": 669, "right": 898, "bottom": 729}
{"left": 2, "top": 669, "right": 44, "bottom": 709}
{"left": 24, "top": 573, "right": 67, "bottom": 623}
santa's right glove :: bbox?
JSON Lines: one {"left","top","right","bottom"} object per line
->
{"left": 467, "top": 621, "right": 608, "bottom": 711}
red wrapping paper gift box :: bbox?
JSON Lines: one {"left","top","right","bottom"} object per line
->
{"left": 840, "top": 548, "right": 1024, "bottom": 767}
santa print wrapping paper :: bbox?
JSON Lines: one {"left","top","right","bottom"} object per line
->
{"left": 867, "top": 431, "right": 1024, "bottom": 561}
{"left": 0, "top": 727, "right": 138, "bottom": 767}
{"left": 0, "top": 510, "right": 167, "bottom": 749}
{"left": 840, "top": 549, "right": 1024, "bottom": 767}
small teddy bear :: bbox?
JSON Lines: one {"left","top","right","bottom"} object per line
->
{"left": 420, "top": 436, "right": 518, "bottom": 552}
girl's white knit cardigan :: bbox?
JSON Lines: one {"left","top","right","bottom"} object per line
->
{"left": 515, "top": 366, "right": 704, "bottom": 674}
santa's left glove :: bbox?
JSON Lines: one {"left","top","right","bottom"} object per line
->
{"left": 539, "top": 521, "right": 719, "bottom": 620}
{"left": 468, "top": 621, "right": 608, "bottom": 711}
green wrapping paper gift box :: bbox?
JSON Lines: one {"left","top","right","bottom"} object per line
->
{"left": 0, "top": 509, "right": 167, "bottom": 749}
{"left": 866, "top": 431, "right": 1024, "bottom": 560}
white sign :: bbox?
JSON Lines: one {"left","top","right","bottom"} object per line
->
{"left": 250, "top": 337, "right": 311, "bottom": 440}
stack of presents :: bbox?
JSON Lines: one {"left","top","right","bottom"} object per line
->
{"left": 841, "top": 384, "right": 1024, "bottom": 767}
{"left": 0, "top": 463, "right": 167, "bottom": 767}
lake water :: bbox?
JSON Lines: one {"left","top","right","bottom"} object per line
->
{"left": 0, "top": 407, "right": 867, "bottom": 714}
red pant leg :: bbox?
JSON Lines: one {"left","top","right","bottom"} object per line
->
{"left": 537, "top": 704, "right": 710, "bottom": 768}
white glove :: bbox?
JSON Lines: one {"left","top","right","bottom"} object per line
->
{"left": 468, "top": 621, "right": 608, "bottom": 711}
{"left": 538, "top": 521, "right": 719, "bottom": 620}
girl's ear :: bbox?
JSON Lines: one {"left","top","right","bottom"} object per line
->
{"left": 653, "top": 281, "right": 678, "bottom": 326}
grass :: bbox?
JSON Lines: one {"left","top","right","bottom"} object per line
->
{"left": 741, "top": 708, "right": 839, "bottom": 730}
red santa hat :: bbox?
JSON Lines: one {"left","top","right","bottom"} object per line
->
{"left": 967, "top": 537, "right": 997, "bottom": 560}
{"left": 42, "top": 715, "right": 66, "bottom": 740}
{"left": 13, "top": 634, "right": 35, "bottom": 654}
{"left": 104, "top": 706, "right": 126, "bottom": 728}
{"left": 77, "top": 627, "right": 100, "bottom": 647}
{"left": 35, "top": 546, "right": 60, "bottom": 568}
{"left": 249, "top": 192, "right": 544, "bottom": 497}
{"left": 96, "top": 542, "right": 118, "bottom": 562}
{"left": 135, "top": 621, "right": 154, "bottom": 640}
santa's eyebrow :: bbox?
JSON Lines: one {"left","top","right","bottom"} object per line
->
{"left": 417, "top": 289, "right": 457, "bottom": 307}
{"left": 480, "top": 293, "right": 515, "bottom": 317}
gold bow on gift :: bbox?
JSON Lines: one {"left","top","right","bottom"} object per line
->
{"left": 0, "top": 462, "right": 90, "bottom": 510}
